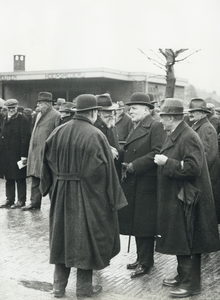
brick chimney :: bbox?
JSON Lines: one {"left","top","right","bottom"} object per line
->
{"left": 14, "top": 55, "right": 25, "bottom": 71}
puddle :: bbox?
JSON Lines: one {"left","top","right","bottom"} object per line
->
{"left": 19, "top": 280, "right": 53, "bottom": 292}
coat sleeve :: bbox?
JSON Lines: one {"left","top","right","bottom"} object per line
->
{"left": 20, "top": 116, "right": 31, "bottom": 157}
{"left": 132, "top": 122, "right": 166, "bottom": 175}
{"left": 39, "top": 142, "right": 53, "bottom": 196}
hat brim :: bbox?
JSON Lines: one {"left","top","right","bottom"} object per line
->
{"left": 36, "top": 99, "right": 54, "bottom": 102}
{"left": 76, "top": 106, "right": 102, "bottom": 112}
{"left": 159, "top": 112, "right": 184, "bottom": 116}
{"left": 187, "top": 108, "right": 210, "bottom": 113}
{"left": 126, "top": 101, "right": 154, "bottom": 109}
{"left": 99, "top": 105, "right": 117, "bottom": 111}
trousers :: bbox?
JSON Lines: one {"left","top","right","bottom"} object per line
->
{"left": 135, "top": 236, "right": 155, "bottom": 266}
{"left": 30, "top": 176, "right": 42, "bottom": 208}
{"left": 53, "top": 264, "right": 93, "bottom": 295}
{"left": 175, "top": 254, "right": 201, "bottom": 291}
{"left": 6, "top": 178, "right": 26, "bottom": 204}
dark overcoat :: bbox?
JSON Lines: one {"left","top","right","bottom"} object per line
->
{"left": 192, "top": 117, "right": 220, "bottom": 222}
{"left": 118, "top": 114, "right": 166, "bottom": 237}
{"left": 115, "top": 112, "right": 133, "bottom": 143}
{"left": 27, "top": 107, "right": 60, "bottom": 178}
{"left": 0, "top": 113, "right": 31, "bottom": 179}
{"left": 40, "top": 115, "right": 127, "bottom": 270}
{"left": 156, "top": 121, "right": 220, "bottom": 255}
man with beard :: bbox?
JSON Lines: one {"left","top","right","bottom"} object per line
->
{"left": 0, "top": 99, "right": 31, "bottom": 208}
{"left": 21, "top": 92, "right": 60, "bottom": 211}
{"left": 40, "top": 94, "right": 127, "bottom": 299}
{"left": 118, "top": 92, "right": 166, "bottom": 278}
{"left": 154, "top": 98, "right": 220, "bottom": 298}
{"left": 188, "top": 98, "right": 220, "bottom": 223}
{"left": 94, "top": 93, "right": 119, "bottom": 160}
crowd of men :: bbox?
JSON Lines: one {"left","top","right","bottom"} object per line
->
{"left": 0, "top": 91, "right": 220, "bottom": 299}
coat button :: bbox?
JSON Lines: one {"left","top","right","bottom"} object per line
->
{"left": 133, "top": 149, "right": 136, "bottom": 153}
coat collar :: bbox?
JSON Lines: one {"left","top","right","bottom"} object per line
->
{"left": 191, "top": 116, "right": 208, "bottom": 131}
{"left": 5, "top": 112, "right": 19, "bottom": 123}
{"left": 73, "top": 114, "right": 92, "bottom": 124}
{"left": 125, "top": 114, "right": 153, "bottom": 146}
{"left": 161, "top": 120, "right": 188, "bottom": 152}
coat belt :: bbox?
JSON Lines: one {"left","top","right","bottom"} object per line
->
{"left": 56, "top": 173, "right": 81, "bottom": 181}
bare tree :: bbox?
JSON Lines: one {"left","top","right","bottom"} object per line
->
{"left": 139, "top": 48, "right": 200, "bottom": 98}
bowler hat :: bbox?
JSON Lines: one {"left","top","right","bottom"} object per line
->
{"left": 126, "top": 92, "right": 154, "bottom": 109}
{"left": 37, "top": 92, "right": 53, "bottom": 102}
{"left": 159, "top": 98, "right": 184, "bottom": 115}
{"left": 148, "top": 93, "right": 157, "bottom": 105}
{"left": 59, "top": 102, "right": 75, "bottom": 113}
{"left": 188, "top": 98, "right": 210, "bottom": 113}
{"left": 76, "top": 94, "right": 102, "bottom": 112}
{"left": 4, "top": 99, "right": 19, "bottom": 107}
{"left": 96, "top": 93, "right": 116, "bottom": 110}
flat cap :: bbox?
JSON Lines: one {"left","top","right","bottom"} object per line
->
{"left": 4, "top": 99, "right": 19, "bottom": 107}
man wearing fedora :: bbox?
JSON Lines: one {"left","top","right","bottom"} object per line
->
{"left": 188, "top": 98, "right": 220, "bottom": 223}
{"left": 22, "top": 92, "right": 60, "bottom": 211}
{"left": 59, "top": 102, "right": 75, "bottom": 125}
{"left": 118, "top": 92, "right": 166, "bottom": 278}
{"left": 39, "top": 94, "right": 127, "bottom": 299}
{"left": 0, "top": 99, "right": 31, "bottom": 209}
{"left": 154, "top": 98, "right": 220, "bottom": 298}
{"left": 115, "top": 100, "right": 133, "bottom": 148}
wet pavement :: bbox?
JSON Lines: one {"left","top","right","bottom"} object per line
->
{"left": 1, "top": 178, "right": 220, "bottom": 300}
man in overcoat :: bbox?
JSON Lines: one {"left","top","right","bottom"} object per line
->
{"left": 154, "top": 98, "right": 220, "bottom": 298}
{"left": 0, "top": 99, "right": 31, "bottom": 208}
{"left": 118, "top": 92, "right": 166, "bottom": 278}
{"left": 22, "top": 92, "right": 60, "bottom": 211}
{"left": 39, "top": 94, "right": 127, "bottom": 299}
{"left": 188, "top": 98, "right": 220, "bottom": 223}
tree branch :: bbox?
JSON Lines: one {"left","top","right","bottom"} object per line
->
{"left": 175, "top": 49, "right": 201, "bottom": 62}
{"left": 138, "top": 48, "right": 166, "bottom": 71}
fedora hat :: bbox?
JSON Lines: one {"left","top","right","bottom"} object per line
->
{"left": 160, "top": 98, "right": 184, "bottom": 115}
{"left": 4, "top": 99, "right": 19, "bottom": 107}
{"left": 126, "top": 92, "right": 154, "bottom": 109}
{"left": 59, "top": 102, "right": 75, "bottom": 113}
{"left": 96, "top": 93, "right": 116, "bottom": 110}
{"left": 76, "top": 94, "right": 102, "bottom": 112}
{"left": 37, "top": 92, "right": 53, "bottom": 102}
{"left": 188, "top": 98, "right": 210, "bottom": 113}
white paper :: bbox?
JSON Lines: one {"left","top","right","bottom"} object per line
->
{"left": 17, "top": 160, "right": 27, "bottom": 169}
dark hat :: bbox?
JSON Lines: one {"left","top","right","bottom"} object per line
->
{"left": 159, "top": 98, "right": 184, "bottom": 115}
{"left": 18, "top": 106, "right": 24, "bottom": 113}
{"left": 148, "top": 93, "right": 157, "bottom": 105}
{"left": 37, "top": 92, "right": 53, "bottom": 102}
{"left": 76, "top": 94, "right": 102, "bottom": 112}
{"left": 24, "top": 108, "right": 33, "bottom": 116}
{"left": 4, "top": 99, "right": 19, "bottom": 107}
{"left": 96, "top": 93, "right": 116, "bottom": 110}
{"left": 59, "top": 102, "right": 75, "bottom": 113}
{"left": 188, "top": 98, "right": 210, "bottom": 113}
{"left": 126, "top": 92, "right": 154, "bottom": 109}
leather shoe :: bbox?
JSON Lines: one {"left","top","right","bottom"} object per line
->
{"left": 163, "top": 278, "right": 179, "bottom": 287}
{"left": 127, "top": 260, "right": 139, "bottom": 270}
{"left": 11, "top": 201, "right": 25, "bottom": 209}
{"left": 21, "top": 204, "right": 40, "bottom": 211}
{"left": 0, "top": 200, "right": 14, "bottom": 208}
{"left": 53, "top": 289, "right": 65, "bottom": 298}
{"left": 170, "top": 288, "right": 200, "bottom": 298}
{"left": 76, "top": 285, "right": 102, "bottom": 299}
{"left": 130, "top": 264, "right": 152, "bottom": 279}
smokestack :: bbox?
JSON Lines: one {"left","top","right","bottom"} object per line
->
{"left": 14, "top": 55, "right": 25, "bottom": 71}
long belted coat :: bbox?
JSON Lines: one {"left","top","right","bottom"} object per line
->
{"left": 118, "top": 114, "right": 166, "bottom": 237}
{"left": 0, "top": 113, "right": 31, "bottom": 180}
{"left": 40, "top": 115, "right": 127, "bottom": 270}
{"left": 156, "top": 121, "right": 220, "bottom": 255}
{"left": 27, "top": 106, "right": 60, "bottom": 178}
{"left": 191, "top": 117, "right": 220, "bottom": 223}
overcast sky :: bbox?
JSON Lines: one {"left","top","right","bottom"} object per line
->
{"left": 1, "top": 0, "right": 220, "bottom": 94}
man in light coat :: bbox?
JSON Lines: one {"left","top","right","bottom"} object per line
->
{"left": 118, "top": 92, "right": 166, "bottom": 278}
{"left": 154, "top": 98, "right": 220, "bottom": 298}
{"left": 22, "top": 92, "right": 60, "bottom": 211}
{"left": 40, "top": 94, "right": 127, "bottom": 299}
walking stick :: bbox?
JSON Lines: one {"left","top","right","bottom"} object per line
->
{"left": 127, "top": 174, "right": 137, "bottom": 253}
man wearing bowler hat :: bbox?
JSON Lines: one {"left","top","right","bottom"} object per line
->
{"left": 187, "top": 98, "right": 220, "bottom": 223}
{"left": 40, "top": 94, "right": 127, "bottom": 298}
{"left": 22, "top": 92, "right": 60, "bottom": 211}
{"left": 154, "top": 98, "right": 220, "bottom": 298}
{"left": 0, "top": 99, "right": 31, "bottom": 208}
{"left": 118, "top": 92, "right": 166, "bottom": 278}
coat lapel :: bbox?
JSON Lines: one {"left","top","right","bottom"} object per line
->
{"left": 125, "top": 114, "right": 153, "bottom": 146}
{"left": 191, "top": 117, "right": 207, "bottom": 131}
